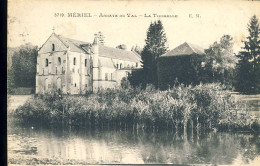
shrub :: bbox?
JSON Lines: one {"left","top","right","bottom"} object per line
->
{"left": 13, "top": 84, "right": 254, "bottom": 133}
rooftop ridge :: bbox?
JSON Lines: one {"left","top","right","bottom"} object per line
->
{"left": 186, "top": 42, "right": 196, "bottom": 54}
{"left": 162, "top": 42, "right": 205, "bottom": 57}
{"left": 55, "top": 33, "right": 70, "bottom": 48}
{"left": 51, "top": 34, "right": 141, "bottom": 62}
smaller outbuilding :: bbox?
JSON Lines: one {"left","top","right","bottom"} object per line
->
{"left": 157, "top": 42, "right": 205, "bottom": 90}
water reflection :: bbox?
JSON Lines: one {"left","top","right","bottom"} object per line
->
{"left": 8, "top": 125, "right": 260, "bottom": 165}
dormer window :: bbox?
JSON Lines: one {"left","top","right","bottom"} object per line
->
{"left": 52, "top": 44, "right": 55, "bottom": 51}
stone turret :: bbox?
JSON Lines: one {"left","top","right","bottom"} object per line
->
{"left": 92, "top": 34, "right": 99, "bottom": 92}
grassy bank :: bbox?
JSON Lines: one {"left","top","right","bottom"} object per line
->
{"left": 12, "top": 83, "right": 258, "bottom": 133}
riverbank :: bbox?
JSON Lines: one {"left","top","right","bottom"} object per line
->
{"left": 11, "top": 83, "right": 258, "bottom": 133}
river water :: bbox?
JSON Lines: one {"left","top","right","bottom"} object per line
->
{"left": 8, "top": 124, "right": 260, "bottom": 165}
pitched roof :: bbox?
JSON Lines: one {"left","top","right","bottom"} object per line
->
{"left": 56, "top": 34, "right": 141, "bottom": 62}
{"left": 98, "top": 45, "right": 141, "bottom": 62}
{"left": 57, "top": 35, "right": 90, "bottom": 53}
{"left": 98, "top": 58, "right": 115, "bottom": 68}
{"left": 162, "top": 42, "right": 205, "bottom": 57}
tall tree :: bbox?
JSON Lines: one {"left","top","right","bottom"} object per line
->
{"left": 11, "top": 43, "right": 37, "bottom": 88}
{"left": 202, "top": 35, "right": 237, "bottom": 88}
{"left": 141, "top": 20, "right": 168, "bottom": 86}
{"left": 236, "top": 15, "right": 260, "bottom": 94}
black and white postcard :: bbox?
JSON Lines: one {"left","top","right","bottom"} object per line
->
{"left": 7, "top": 0, "right": 260, "bottom": 165}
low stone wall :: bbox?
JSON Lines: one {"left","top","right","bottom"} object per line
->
{"left": 11, "top": 87, "right": 34, "bottom": 95}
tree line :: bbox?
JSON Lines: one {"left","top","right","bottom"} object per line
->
{"left": 128, "top": 15, "right": 260, "bottom": 94}
{"left": 7, "top": 44, "right": 37, "bottom": 94}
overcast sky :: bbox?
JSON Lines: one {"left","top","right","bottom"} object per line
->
{"left": 8, "top": 0, "right": 260, "bottom": 53}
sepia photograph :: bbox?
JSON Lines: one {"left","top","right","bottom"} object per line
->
{"left": 7, "top": 0, "right": 260, "bottom": 165}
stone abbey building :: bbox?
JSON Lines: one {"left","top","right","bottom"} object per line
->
{"left": 36, "top": 33, "right": 142, "bottom": 94}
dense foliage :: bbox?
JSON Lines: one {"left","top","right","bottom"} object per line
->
{"left": 141, "top": 20, "right": 168, "bottom": 87}
{"left": 157, "top": 54, "right": 204, "bottom": 90}
{"left": 235, "top": 15, "right": 260, "bottom": 94}
{"left": 202, "top": 35, "right": 237, "bottom": 89}
{"left": 10, "top": 44, "right": 37, "bottom": 88}
{"left": 13, "top": 84, "right": 255, "bottom": 133}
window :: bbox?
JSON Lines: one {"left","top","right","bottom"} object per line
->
{"left": 136, "top": 63, "right": 138, "bottom": 67}
{"left": 52, "top": 44, "right": 55, "bottom": 51}
{"left": 105, "top": 73, "right": 108, "bottom": 81}
{"left": 58, "top": 57, "right": 61, "bottom": 65}
{"left": 120, "top": 63, "right": 122, "bottom": 69}
{"left": 56, "top": 67, "right": 57, "bottom": 74}
{"left": 44, "top": 79, "right": 48, "bottom": 91}
{"left": 45, "top": 59, "right": 48, "bottom": 67}
{"left": 85, "top": 59, "right": 87, "bottom": 67}
{"left": 72, "top": 68, "right": 75, "bottom": 73}
{"left": 57, "top": 78, "right": 61, "bottom": 90}
{"left": 42, "top": 68, "right": 44, "bottom": 75}
{"left": 73, "top": 57, "right": 76, "bottom": 65}
{"left": 116, "top": 64, "right": 119, "bottom": 69}
{"left": 111, "top": 73, "right": 113, "bottom": 80}
{"left": 74, "top": 83, "right": 77, "bottom": 87}
{"left": 61, "top": 67, "right": 64, "bottom": 74}
{"left": 85, "top": 84, "right": 88, "bottom": 87}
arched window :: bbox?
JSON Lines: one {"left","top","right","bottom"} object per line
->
{"left": 105, "top": 73, "right": 108, "bottom": 81}
{"left": 73, "top": 57, "right": 76, "bottom": 65}
{"left": 85, "top": 59, "right": 87, "bottom": 67}
{"left": 116, "top": 64, "right": 119, "bottom": 69}
{"left": 58, "top": 57, "right": 61, "bottom": 65}
{"left": 52, "top": 44, "right": 55, "bottom": 51}
{"left": 45, "top": 58, "right": 48, "bottom": 67}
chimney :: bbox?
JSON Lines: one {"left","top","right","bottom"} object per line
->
{"left": 93, "top": 33, "right": 98, "bottom": 45}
